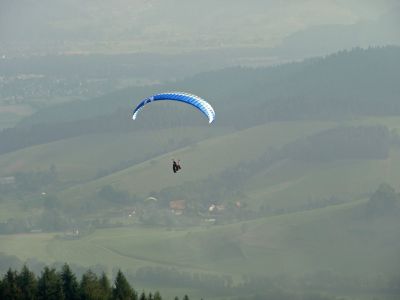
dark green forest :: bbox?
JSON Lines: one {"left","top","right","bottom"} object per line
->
{"left": 0, "top": 264, "right": 170, "bottom": 300}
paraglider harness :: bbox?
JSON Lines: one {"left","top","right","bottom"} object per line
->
{"left": 172, "top": 159, "right": 182, "bottom": 173}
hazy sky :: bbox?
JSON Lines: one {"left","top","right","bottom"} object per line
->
{"left": 0, "top": 0, "right": 399, "bottom": 55}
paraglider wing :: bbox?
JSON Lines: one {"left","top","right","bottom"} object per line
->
{"left": 132, "top": 92, "right": 215, "bottom": 123}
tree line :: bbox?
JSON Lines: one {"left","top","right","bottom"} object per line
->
{"left": 1, "top": 256, "right": 399, "bottom": 300}
{"left": 0, "top": 264, "right": 191, "bottom": 300}
{"left": 282, "top": 125, "right": 391, "bottom": 161}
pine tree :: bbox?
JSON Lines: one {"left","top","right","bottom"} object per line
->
{"left": 36, "top": 267, "right": 64, "bottom": 300}
{"left": 0, "top": 266, "right": 173, "bottom": 300}
{"left": 112, "top": 270, "right": 136, "bottom": 300}
{"left": 99, "top": 272, "right": 112, "bottom": 299}
{"left": 17, "top": 265, "right": 37, "bottom": 300}
{"left": 153, "top": 291, "right": 162, "bottom": 300}
{"left": 139, "top": 291, "right": 147, "bottom": 300}
{"left": 81, "top": 269, "right": 109, "bottom": 300}
{"left": 183, "top": 295, "right": 189, "bottom": 300}
{"left": 60, "top": 264, "right": 79, "bottom": 300}
{"left": 0, "top": 268, "right": 21, "bottom": 300}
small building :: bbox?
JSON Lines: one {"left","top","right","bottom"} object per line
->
{"left": 169, "top": 200, "right": 186, "bottom": 215}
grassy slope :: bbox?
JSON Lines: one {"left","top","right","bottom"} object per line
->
{"left": 3, "top": 117, "right": 400, "bottom": 213}
{"left": 0, "top": 127, "right": 230, "bottom": 182}
{"left": 57, "top": 116, "right": 400, "bottom": 211}
{"left": 57, "top": 121, "right": 336, "bottom": 205}
{"left": 0, "top": 198, "right": 398, "bottom": 280}
{"left": 244, "top": 116, "right": 400, "bottom": 210}
{"left": 245, "top": 149, "right": 400, "bottom": 210}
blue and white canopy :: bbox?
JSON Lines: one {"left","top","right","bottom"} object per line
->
{"left": 132, "top": 92, "right": 215, "bottom": 124}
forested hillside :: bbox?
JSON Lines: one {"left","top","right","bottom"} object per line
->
{"left": 22, "top": 46, "right": 400, "bottom": 124}
{"left": 1, "top": 46, "right": 399, "bottom": 155}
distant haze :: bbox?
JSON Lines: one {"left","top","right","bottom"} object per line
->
{"left": 0, "top": 0, "right": 399, "bottom": 56}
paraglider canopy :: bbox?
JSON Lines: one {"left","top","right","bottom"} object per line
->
{"left": 132, "top": 92, "right": 215, "bottom": 124}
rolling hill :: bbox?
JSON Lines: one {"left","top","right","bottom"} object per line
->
{"left": 1, "top": 116, "right": 400, "bottom": 229}
{"left": 16, "top": 46, "right": 400, "bottom": 128}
